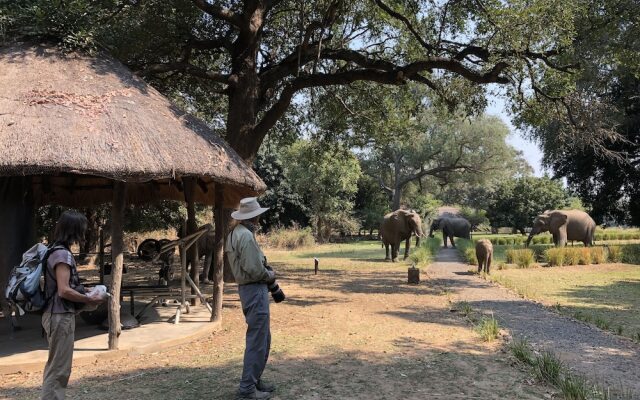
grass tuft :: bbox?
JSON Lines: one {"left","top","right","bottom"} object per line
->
{"left": 505, "top": 249, "right": 535, "bottom": 268}
{"left": 475, "top": 315, "right": 500, "bottom": 342}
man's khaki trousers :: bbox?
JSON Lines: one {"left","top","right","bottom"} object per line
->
{"left": 41, "top": 312, "right": 75, "bottom": 400}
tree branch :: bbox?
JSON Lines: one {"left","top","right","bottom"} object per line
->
{"left": 144, "top": 62, "right": 230, "bottom": 84}
{"left": 373, "top": 0, "right": 435, "bottom": 53}
{"left": 191, "top": 0, "right": 242, "bottom": 28}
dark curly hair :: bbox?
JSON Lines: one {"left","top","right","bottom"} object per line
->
{"left": 53, "top": 210, "right": 88, "bottom": 248}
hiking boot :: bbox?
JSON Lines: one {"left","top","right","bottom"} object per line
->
{"left": 235, "top": 389, "right": 272, "bottom": 399}
{"left": 256, "top": 380, "right": 276, "bottom": 392}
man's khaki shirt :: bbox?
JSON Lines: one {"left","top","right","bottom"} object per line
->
{"left": 225, "top": 224, "right": 269, "bottom": 285}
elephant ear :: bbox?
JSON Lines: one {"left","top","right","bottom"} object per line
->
{"left": 550, "top": 212, "right": 568, "bottom": 231}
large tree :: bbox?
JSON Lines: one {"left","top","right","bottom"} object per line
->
{"left": 519, "top": 1, "right": 640, "bottom": 225}
{"left": 486, "top": 176, "right": 570, "bottom": 234}
{"left": 3, "top": 0, "right": 587, "bottom": 163}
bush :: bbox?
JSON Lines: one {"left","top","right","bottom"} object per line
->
{"left": 577, "top": 248, "right": 592, "bottom": 265}
{"left": 506, "top": 249, "right": 535, "bottom": 268}
{"left": 590, "top": 247, "right": 606, "bottom": 264}
{"left": 465, "top": 248, "right": 477, "bottom": 265}
{"left": 564, "top": 248, "right": 581, "bottom": 265}
{"left": 546, "top": 248, "right": 564, "bottom": 267}
{"left": 497, "top": 237, "right": 507, "bottom": 245}
{"left": 622, "top": 244, "right": 640, "bottom": 264}
{"left": 267, "top": 227, "right": 315, "bottom": 249}
{"left": 608, "top": 245, "right": 623, "bottom": 263}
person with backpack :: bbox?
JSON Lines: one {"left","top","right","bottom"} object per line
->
{"left": 41, "top": 210, "right": 105, "bottom": 400}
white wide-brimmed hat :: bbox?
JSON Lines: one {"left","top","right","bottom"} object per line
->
{"left": 231, "top": 197, "right": 269, "bottom": 221}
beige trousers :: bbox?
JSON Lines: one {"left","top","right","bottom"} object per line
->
{"left": 41, "top": 312, "right": 75, "bottom": 400}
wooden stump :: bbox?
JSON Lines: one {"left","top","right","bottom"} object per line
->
{"left": 408, "top": 266, "right": 420, "bottom": 284}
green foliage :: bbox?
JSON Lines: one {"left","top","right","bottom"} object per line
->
{"left": 124, "top": 201, "right": 188, "bottom": 233}
{"left": 354, "top": 174, "right": 390, "bottom": 233}
{"left": 459, "top": 207, "right": 489, "bottom": 230}
{"left": 409, "top": 237, "right": 440, "bottom": 266}
{"left": 475, "top": 315, "right": 500, "bottom": 342}
{"left": 486, "top": 177, "right": 570, "bottom": 232}
{"left": 254, "top": 150, "right": 309, "bottom": 232}
{"left": 455, "top": 239, "right": 476, "bottom": 265}
{"left": 266, "top": 227, "right": 315, "bottom": 249}
{"left": 284, "top": 141, "right": 361, "bottom": 242}
{"left": 505, "top": 249, "right": 535, "bottom": 268}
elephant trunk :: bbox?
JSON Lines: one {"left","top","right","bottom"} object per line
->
{"left": 428, "top": 224, "right": 436, "bottom": 238}
{"left": 525, "top": 229, "right": 537, "bottom": 247}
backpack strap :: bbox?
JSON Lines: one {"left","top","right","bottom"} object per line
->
{"left": 41, "top": 244, "right": 71, "bottom": 308}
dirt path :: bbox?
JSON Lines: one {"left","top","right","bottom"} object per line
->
{"left": 429, "top": 247, "right": 640, "bottom": 395}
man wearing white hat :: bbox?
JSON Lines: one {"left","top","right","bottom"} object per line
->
{"left": 226, "top": 197, "right": 276, "bottom": 400}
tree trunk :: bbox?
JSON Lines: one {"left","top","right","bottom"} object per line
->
{"left": 211, "top": 185, "right": 226, "bottom": 323}
{"left": 184, "top": 177, "right": 200, "bottom": 306}
{"left": 392, "top": 184, "right": 403, "bottom": 211}
{"left": 225, "top": 12, "right": 263, "bottom": 162}
{"left": 108, "top": 181, "right": 126, "bottom": 350}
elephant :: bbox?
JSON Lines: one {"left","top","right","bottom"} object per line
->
{"left": 428, "top": 217, "right": 471, "bottom": 248}
{"left": 475, "top": 239, "right": 493, "bottom": 274}
{"left": 380, "top": 209, "right": 425, "bottom": 262}
{"left": 526, "top": 210, "right": 596, "bottom": 247}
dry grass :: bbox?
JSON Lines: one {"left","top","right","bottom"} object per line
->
{"left": 490, "top": 264, "right": 640, "bottom": 341}
{"left": 1, "top": 241, "right": 552, "bottom": 400}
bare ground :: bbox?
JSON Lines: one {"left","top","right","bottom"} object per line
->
{"left": 430, "top": 247, "right": 640, "bottom": 395}
{"left": 0, "top": 251, "right": 551, "bottom": 399}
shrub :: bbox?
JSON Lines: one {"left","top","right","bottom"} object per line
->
{"left": 546, "top": 248, "right": 564, "bottom": 267}
{"left": 590, "top": 247, "right": 606, "bottom": 264}
{"left": 464, "top": 248, "right": 477, "bottom": 265}
{"left": 608, "top": 245, "right": 623, "bottom": 263}
{"left": 564, "top": 248, "right": 581, "bottom": 265}
{"left": 577, "top": 248, "right": 592, "bottom": 265}
{"left": 506, "top": 249, "right": 535, "bottom": 268}
{"left": 267, "top": 227, "right": 315, "bottom": 249}
{"left": 622, "top": 244, "right": 640, "bottom": 264}
{"left": 497, "top": 237, "right": 507, "bottom": 245}
{"left": 410, "top": 237, "right": 440, "bottom": 266}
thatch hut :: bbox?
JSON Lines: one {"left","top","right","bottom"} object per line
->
{"left": 0, "top": 42, "right": 265, "bottom": 348}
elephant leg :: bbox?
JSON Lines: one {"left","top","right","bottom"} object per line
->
{"left": 486, "top": 255, "right": 491, "bottom": 274}
{"left": 477, "top": 259, "right": 482, "bottom": 273}
{"left": 404, "top": 237, "right": 410, "bottom": 260}
{"left": 442, "top": 235, "right": 447, "bottom": 248}
{"left": 450, "top": 236, "right": 456, "bottom": 248}
{"left": 392, "top": 243, "right": 399, "bottom": 262}
{"left": 385, "top": 244, "right": 391, "bottom": 261}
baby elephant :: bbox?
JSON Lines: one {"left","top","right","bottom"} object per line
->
{"left": 475, "top": 239, "right": 493, "bottom": 274}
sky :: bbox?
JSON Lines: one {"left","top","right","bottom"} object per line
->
{"left": 484, "top": 94, "right": 545, "bottom": 177}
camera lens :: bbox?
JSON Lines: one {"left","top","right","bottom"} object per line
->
{"left": 267, "top": 281, "right": 285, "bottom": 303}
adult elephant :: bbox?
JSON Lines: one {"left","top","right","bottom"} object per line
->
{"left": 380, "top": 209, "right": 425, "bottom": 262}
{"left": 428, "top": 217, "right": 471, "bottom": 248}
{"left": 526, "top": 210, "right": 596, "bottom": 247}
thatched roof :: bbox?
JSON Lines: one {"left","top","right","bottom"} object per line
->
{"left": 0, "top": 42, "right": 265, "bottom": 206}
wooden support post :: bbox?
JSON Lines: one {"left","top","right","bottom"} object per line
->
{"left": 108, "top": 181, "right": 126, "bottom": 350}
{"left": 210, "top": 185, "right": 225, "bottom": 323}
{"left": 183, "top": 177, "right": 200, "bottom": 306}
{"left": 99, "top": 229, "right": 105, "bottom": 285}
{"left": 179, "top": 242, "right": 187, "bottom": 320}
{"left": 314, "top": 258, "right": 319, "bottom": 275}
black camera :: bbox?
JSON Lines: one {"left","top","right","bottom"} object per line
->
{"left": 264, "top": 264, "right": 285, "bottom": 303}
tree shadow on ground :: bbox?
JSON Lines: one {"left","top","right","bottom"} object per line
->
{"left": 0, "top": 347, "right": 550, "bottom": 400}
{"left": 379, "top": 305, "right": 471, "bottom": 328}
